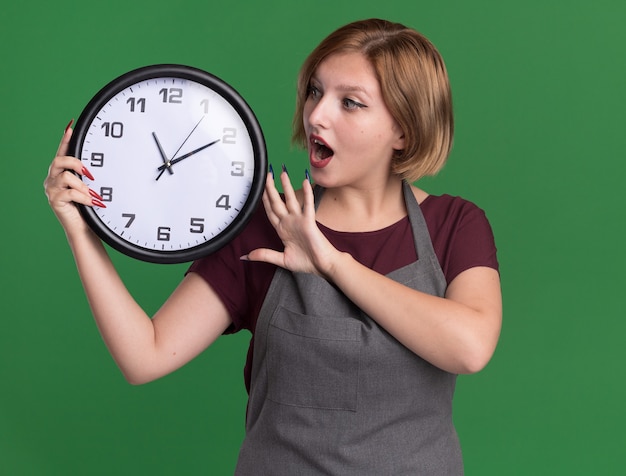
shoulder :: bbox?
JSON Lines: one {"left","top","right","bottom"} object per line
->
{"left": 413, "top": 188, "right": 499, "bottom": 282}
{"left": 409, "top": 184, "right": 489, "bottom": 224}
{"left": 416, "top": 188, "right": 490, "bottom": 230}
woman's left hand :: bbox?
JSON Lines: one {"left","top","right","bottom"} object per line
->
{"left": 244, "top": 167, "right": 340, "bottom": 278}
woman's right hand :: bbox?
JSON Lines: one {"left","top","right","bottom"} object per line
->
{"left": 43, "top": 121, "right": 105, "bottom": 234}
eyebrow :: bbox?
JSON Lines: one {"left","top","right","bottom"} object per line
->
{"left": 311, "top": 77, "right": 371, "bottom": 97}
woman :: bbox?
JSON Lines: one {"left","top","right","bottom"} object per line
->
{"left": 45, "top": 18, "right": 501, "bottom": 475}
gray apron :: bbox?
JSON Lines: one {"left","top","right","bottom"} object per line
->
{"left": 235, "top": 182, "right": 463, "bottom": 475}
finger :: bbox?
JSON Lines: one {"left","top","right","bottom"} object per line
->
{"left": 46, "top": 174, "right": 94, "bottom": 212}
{"left": 264, "top": 170, "right": 287, "bottom": 215}
{"left": 280, "top": 167, "right": 300, "bottom": 214}
{"left": 242, "top": 247, "right": 285, "bottom": 268}
{"left": 301, "top": 177, "right": 315, "bottom": 219}
{"left": 47, "top": 166, "right": 90, "bottom": 198}
{"left": 261, "top": 187, "right": 279, "bottom": 227}
{"left": 56, "top": 119, "right": 74, "bottom": 157}
{"left": 64, "top": 184, "right": 98, "bottom": 208}
{"left": 47, "top": 155, "right": 85, "bottom": 182}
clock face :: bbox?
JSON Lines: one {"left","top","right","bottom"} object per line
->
{"left": 69, "top": 65, "right": 266, "bottom": 263}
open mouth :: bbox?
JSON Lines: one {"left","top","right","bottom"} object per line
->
{"left": 311, "top": 136, "right": 334, "bottom": 162}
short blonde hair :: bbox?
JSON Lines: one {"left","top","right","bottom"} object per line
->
{"left": 293, "top": 19, "right": 453, "bottom": 182}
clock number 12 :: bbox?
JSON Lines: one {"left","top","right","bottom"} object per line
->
{"left": 160, "top": 87, "right": 183, "bottom": 104}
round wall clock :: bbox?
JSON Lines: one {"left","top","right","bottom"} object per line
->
{"left": 68, "top": 64, "right": 267, "bottom": 264}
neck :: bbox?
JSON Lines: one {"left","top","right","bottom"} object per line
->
{"left": 315, "top": 176, "right": 407, "bottom": 232}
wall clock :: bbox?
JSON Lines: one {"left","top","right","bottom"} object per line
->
{"left": 68, "top": 64, "right": 267, "bottom": 263}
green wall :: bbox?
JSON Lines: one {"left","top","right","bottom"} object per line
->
{"left": 2, "top": 0, "right": 624, "bottom": 474}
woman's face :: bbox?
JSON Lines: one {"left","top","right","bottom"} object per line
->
{"left": 303, "top": 51, "right": 404, "bottom": 189}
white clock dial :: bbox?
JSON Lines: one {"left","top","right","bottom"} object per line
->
{"left": 69, "top": 65, "right": 266, "bottom": 263}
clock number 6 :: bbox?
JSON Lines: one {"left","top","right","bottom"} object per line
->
{"left": 157, "top": 226, "right": 171, "bottom": 241}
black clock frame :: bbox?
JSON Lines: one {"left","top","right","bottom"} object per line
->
{"left": 68, "top": 64, "right": 267, "bottom": 264}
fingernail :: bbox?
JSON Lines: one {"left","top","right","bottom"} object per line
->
{"left": 239, "top": 254, "right": 250, "bottom": 261}
{"left": 81, "top": 166, "right": 95, "bottom": 181}
{"left": 269, "top": 164, "right": 274, "bottom": 179}
{"left": 89, "top": 188, "right": 104, "bottom": 201}
{"left": 92, "top": 198, "right": 106, "bottom": 208}
{"left": 305, "top": 169, "right": 311, "bottom": 184}
{"left": 282, "top": 164, "right": 288, "bottom": 175}
{"left": 65, "top": 119, "right": 74, "bottom": 133}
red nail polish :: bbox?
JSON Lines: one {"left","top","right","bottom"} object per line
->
{"left": 81, "top": 166, "right": 95, "bottom": 181}
{"left": 92, "top": 198, "right": 106, "bottom": 208}
{"left": 89, "top": 188, "right": 104, "bottom": 201}
{"left": 65, "top": 119, "right": 74, "bottom": 133}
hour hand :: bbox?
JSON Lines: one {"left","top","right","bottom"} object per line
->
{"left": 152, "top": 132, "right": 174, "bottom": 176}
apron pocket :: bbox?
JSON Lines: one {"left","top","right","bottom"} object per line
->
{"left": 267, "top": 306, "right": 360, "bottom": 412}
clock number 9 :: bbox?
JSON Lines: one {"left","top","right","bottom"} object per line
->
{"left": 90, "top": 152, "right": 104, "bottom": 167}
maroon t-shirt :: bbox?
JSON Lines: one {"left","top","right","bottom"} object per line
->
{"left": 188, "top": 193, "right": 498, "bottom": 391}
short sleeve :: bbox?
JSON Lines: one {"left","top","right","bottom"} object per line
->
{"left": 421, "top": 195, "right": 499, "bottom": 284}
{"left": 187, "top": 205, "right": 280, "bottom": 333}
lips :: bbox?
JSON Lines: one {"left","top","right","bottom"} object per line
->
{"left": 309, "top": 135, "right": 334, "bottom": 168}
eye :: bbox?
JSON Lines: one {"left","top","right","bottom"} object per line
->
{"left": 342, "top": 98, "right": 366, "bottom": 111}
{"left": 307, "top": 84, "right": 321, "bottom": 99}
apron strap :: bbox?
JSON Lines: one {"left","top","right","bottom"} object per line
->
{"left": 313, "top": 181, "right": 439, "bottom": 264}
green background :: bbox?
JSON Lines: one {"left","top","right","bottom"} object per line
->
{"left": 1, "top": 0, "right": 624, "bottom": 474}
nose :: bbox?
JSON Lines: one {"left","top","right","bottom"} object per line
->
{"left": 305, "top": 95, "right": 330, "bottom": 129}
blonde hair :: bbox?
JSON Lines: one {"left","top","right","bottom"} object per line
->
{"left": 293, "top": 19, "right": 454, "bottom": 182}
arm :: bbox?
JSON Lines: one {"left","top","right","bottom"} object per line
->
{"left": 44, "top": 126, "right": 231, "bottom": 384}
{"left": 327, "top": 256, "right": 501, "bottom": 374}
{"left": 246, "top": 171, "right": 501, "bottom": 374}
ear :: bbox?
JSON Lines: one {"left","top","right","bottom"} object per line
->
{"left": 392, "top": 128, "right": 406, "bottom": 152}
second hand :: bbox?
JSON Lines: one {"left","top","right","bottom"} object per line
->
{"left": 155, "top": 116, "right": 205, "bottom": 181}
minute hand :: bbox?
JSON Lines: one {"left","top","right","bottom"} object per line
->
{"left": 157, "top": 139, "right": 221, "bottom": 172}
